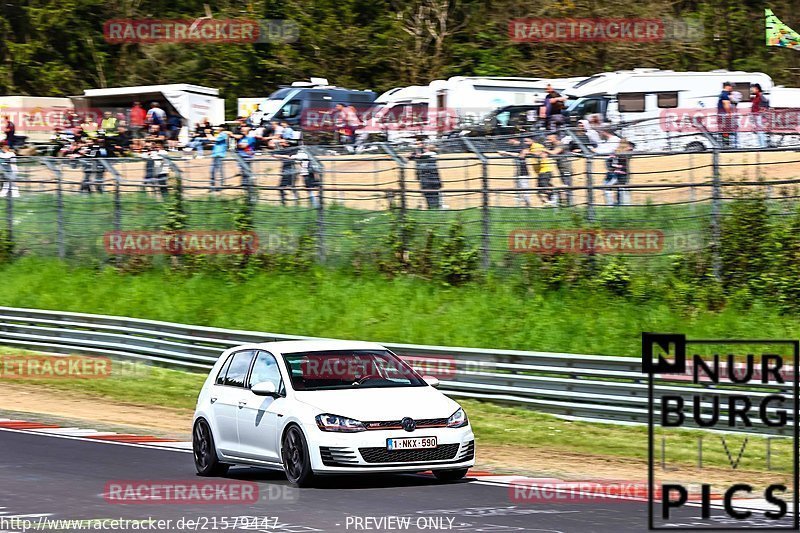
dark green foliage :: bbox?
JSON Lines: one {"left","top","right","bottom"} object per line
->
{"left": 1, "top": 0, "right": 798, "bottom": 111}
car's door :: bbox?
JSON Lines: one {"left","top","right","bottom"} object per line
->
{"left": 236, "top": 350, "right": 287, "bottom": 462}
{"left": 212, "top": 350, "right": 255, "bottom": 455}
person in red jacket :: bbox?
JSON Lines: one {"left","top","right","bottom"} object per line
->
{"left": 129, "top": 101, "right": 147, "bottom": 139}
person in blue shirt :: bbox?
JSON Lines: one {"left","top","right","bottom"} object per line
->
{"left": 234, "top": 125, "right": 258, "bottom": 189}
{"left": 717, "top": 82, "right": 733, "bottom": 147}
{"left": 209, "top": 126, "right": 228, "bottom": 192}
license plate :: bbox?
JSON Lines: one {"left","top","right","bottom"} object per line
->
{"left": 387, "top": 436, "right": 437, "bottom": 450}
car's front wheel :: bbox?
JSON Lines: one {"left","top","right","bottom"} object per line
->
{"left": 193, "top": 419, "right": 230, "bottom": 477}
{"left": 282, "top": 425, "right": 315, "bottom": 487}
{"left": 433, "top": 468, "right": 469, "bottom": 482}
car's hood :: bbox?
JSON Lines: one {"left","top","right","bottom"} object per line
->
{"left": 293, "top": 386, "right": 459, "bottom": 421}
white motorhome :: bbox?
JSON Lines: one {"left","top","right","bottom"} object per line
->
{"left": 74, "top": 84, "right": 225, "bottom": 144}
{"left": 360, "top": 76, "right": 586, "bottom": 142}
{"left": 563, "top": 69, "right": 774, "bottom": 151}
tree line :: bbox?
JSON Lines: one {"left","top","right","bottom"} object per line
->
{"left": 1, "top": 0, "right": 798, "bottom": 114}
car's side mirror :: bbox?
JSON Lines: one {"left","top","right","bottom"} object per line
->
{"left": 423, "top": 375, "right": 440, "bottom": 388}
{"left": 251, "top": 381, "right": 278, "bottom": 397}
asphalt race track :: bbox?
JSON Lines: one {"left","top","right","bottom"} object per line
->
{"left": 0, "top": 428, "right": 780, "bottom": 533}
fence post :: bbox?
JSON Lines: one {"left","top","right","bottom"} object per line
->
{"left": 100, "top": 159, "right": 122, "bottom": 233}
{"left": 43, "top": 158, "right": 66, "bottom": 258}
{"left": 2, "top": 165, "right": 12, "bottom": 247}
{"left": 711, "top": 148, "right": 722, "bottom": 281}
{"left": 585, "top": 155, "right": 596, "bottom": 223}
{"left": 381, "top": 143, "right": 409, "bottom": 256}
{"left": 462, "top": 138, "right": 490, "bottom": 270}
{"left": 303, "top": 148, "right": 326, "bottom": 264}
{"left": 565, "top": 130, "right": 594, "bottom": 224}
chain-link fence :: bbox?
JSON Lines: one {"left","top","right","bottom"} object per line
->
{"left": 2, "top": 135, "right": 800, "bottom": 274}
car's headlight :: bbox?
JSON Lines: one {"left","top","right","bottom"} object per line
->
{"left": 315, "top": 413, "right": 366, "bottom": 433}
{"left": 447, "top": 407, "right": 468, "bottom": 428}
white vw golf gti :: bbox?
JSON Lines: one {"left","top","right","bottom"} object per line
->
{"left": 193, "top": 340, "right": 475, "bottom": 486}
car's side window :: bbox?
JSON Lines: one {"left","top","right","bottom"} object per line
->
{"left": 215, "top": 353, "right": 234, "bottom": 385}
{"left": 224, "top": 350, "right": 255, "bottom": 388}
{"left": 249, "top": 351, "right": 283, "bottom": 393}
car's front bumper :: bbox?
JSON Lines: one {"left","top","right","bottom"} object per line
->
{"left": 303, "top": 423, "right": 476, "bottom": 474}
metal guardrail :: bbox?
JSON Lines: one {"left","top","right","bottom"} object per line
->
{"left": 0, "top": 306, "right": 790, "bottom": 436}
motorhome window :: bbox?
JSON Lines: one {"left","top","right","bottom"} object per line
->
{"left": 656, "top": 92, "right": 678, "bottom": 108}
{"left": 732, "top": 83, "right": 751, "bottom": 102}
{"left": 618, "top": 93, "right": 645, "bottom": 113}
{"left": 572, "top": 75, "right": 604, "bottom": 89}
{"left": 279, "top": 100, "right": 302, "bottom": 119}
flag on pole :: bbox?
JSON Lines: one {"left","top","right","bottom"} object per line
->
{"left": 766, "top": 8, "right": 800, "bottom": 50}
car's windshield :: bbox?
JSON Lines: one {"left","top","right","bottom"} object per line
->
{"left": 282, "top": 350, "right": 426, "bottom": 391}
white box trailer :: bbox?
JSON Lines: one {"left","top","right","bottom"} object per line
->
{"left": 563, "top": 68, "right": 775, "bottom": 151}
{"left": 362, "top": 76, "right": 586, "bottom": 142}
{"left": 0, "top": 96, "right": 74, "bottom": 143}
{"left": 73, "top": 84, "right": 225, "bottom": 144}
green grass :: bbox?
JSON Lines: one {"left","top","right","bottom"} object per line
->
{"left": 1, "top": 257, "right": 798, "bottom": 357}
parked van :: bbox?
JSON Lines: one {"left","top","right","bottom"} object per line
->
{"left": 563, "top": 69, "right": 774, "bottom": 151}
{"left": 359, "top": 76, "right": 585, "bottom": 142}
{"left": 243, "top": 78, "right": 376, "bottom": 139}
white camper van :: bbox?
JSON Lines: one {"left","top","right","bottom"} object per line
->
{"left": 360, "top": 76, "right": 585, "bottom": 142}
{"left": 563, "top": 69, "right": 774, "bottom": 151}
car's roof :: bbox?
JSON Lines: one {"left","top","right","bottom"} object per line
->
{"left": 248, "top": 339, "right": 388, "bottom": 354}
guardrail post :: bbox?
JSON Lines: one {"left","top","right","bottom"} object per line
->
{"left": 463, "top": 138, "right": 490, "bottom": 270}
{"left": 711, "top": 148, "right": 722, "bottom": 281}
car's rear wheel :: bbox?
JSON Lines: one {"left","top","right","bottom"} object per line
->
{"left": 282, "top": 425, "right": 315, "bottom": 487}
{"left": 433, "top": 468, "right": 469, "bottom": 482}
{"left": 193, "top": 419, "right": 230, "bottom": 477}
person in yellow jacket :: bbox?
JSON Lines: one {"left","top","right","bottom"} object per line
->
{"left": 100, "top": 111, "right": 119, "bottom": 137}
{"left": 526, "top": 137, "right": 558, "bottom": 206}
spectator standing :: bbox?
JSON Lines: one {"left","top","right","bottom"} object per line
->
{"left": 166, "top": 114, "right": 182, "bottom": 151}
{"left": 79, "top": 139, "right": 105, "bottom": 194}
{"left": 129, "top": 101, "right": 147, "bottom": 139}
{"left": 142, "top": 142, "right": 169, "bottom": 198}
{"left": 751, "top": 83, "right": 770, "bottom": 149}
{"left": 234, "top": 125, "right": 257, "bottom": 188}
{"left": 209, "top": 126, "right": 228, "bottom": 192}
{"left": 717, "top": 82, "right": 734, "bottom": 147}
{"left": 0, "top": 142, "right": 20, "bottom": 198}
{"left": 497, "top": 138, "right": 531, "bottom": 207}
{"left": 409, "top": 142, "right": 442, "bottom": 209}
{"left": 274, "top": 147, "right": 300, "bottom": 206}
{"left": 541, "top": 85, "right": 567, "bottom": 131}
{"left": 2, "top": 115, "right": 16, "bottom": 149}
{"left": 604, "top": 139, "right": 633, "bottom": 206}
{"left": 528, "top": 137, "right": 558, "bottom": 206}
{"left": 146, "top": 102, "right": 167, "bottom": 132}
{"left": 546, "top": 133, "right": 573, "bottom": 206}
{"left": 100, "top": 111, "right": 118, "bottom": 136}
{"left": 248, "top": 104, "right": 265, "bottom": 128}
